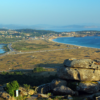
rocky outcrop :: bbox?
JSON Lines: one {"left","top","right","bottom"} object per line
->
{"left": 0, "top": 91, "right": 11, "bottom": 100}
{"left": 57, "top": 66, "right": 100, "bottom": 81}
{"left": 28, "top": 89, "right": 35, "bottom": 95}
{"left": 58, "top": 59, "right": 100, "bottom": 81}
{"left": 53, "top": 85, "right": 75, "bottom": 95}
{"left": 96, "top": 96, "right": 100, "bottom": 100}
{"left": 38, "top": 93, "right": 49, "bottom": 98}
{"left": 19, "top": 87, "right": 34, "bottom": 96}
{"left": 56, "top": 58, "right": 100, "bottom": 94}
{"left": 50, "top": 79, "right": 67, "bottom": 90}
{"left": 76, "top": 82, "right": 99, "bottom": 93}
{"left": 64, "top": 59, "right": 100, "bottom": 69}
{"left": 31, "top": 58, "right": 100, "bottom": 99}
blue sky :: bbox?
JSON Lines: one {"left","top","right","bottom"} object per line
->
{"left": 0, "top": 0, "right": 100, "bottom": 26}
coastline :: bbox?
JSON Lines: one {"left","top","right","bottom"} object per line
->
{"left": 0, "top": 44, "right": 10, "bottom": 54}
{"left": 50, "top": 36, "right": 100, "bottom": 49}
{"left": 2, "top": 44, "right": 10, "bottom": 52}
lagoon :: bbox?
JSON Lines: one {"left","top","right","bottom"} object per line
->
{"left": 0, "top": 44, "right": 7, "bottom": 54}
{"left": 53, "top": 36, "right": 100, "bottom": 49}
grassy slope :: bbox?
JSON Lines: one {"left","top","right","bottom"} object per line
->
{"left": 0, "top": 39, "right": 100, "bottom": 71}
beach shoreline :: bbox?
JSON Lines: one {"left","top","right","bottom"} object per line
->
{"left": 49, "top": 36, "right": 100, "bottom": 50}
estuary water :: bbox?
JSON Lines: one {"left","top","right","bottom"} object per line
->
{"left": 0, "top": 44, "right": 6, "bottom": 54}
{"left": 53, "top": 36, "right": 100, "bottom": 49}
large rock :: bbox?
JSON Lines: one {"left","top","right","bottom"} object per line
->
{"left": 97, "top": 81, "right": 100, "bottom": 90}
{"left": 57, "top": 66, "right": 100, "bottom": 81}
{"left": 51, "top": 79, "right": 67, "bottom": 90}
{"left": 53, "top": 85, "right": 75, "bottom": 95}
{"left": 0, "top": 91, "right": 11, "bottom": 100}
{"left": 76, "top": 82, "right": 99, "bottom": 93}
{"left": 64, "top": 59, "right": 100, "bottom": 69}
{"left": 38, "top": 93, "right": 49, "bottom": 98}
{"left": 28, "top": 89, "right": 34, "bottom": 95}
{"left": 8, "top": 97, "right": 16, "bottom": 100}
{"left": 96, "top": 96, "right": 100, "bottom": 100}
{"left": 19, "top": 87, "right": 34, "bottom": 96}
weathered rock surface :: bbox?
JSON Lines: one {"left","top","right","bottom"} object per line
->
{"left": 38, "top": 93, "right": 49, "bottom": 98}
{"left": 53, "top": 85, "right": 75, "bottom": 95}
{"left": 57, "top": 66, "right": 100, "bottom": 81}
{"left": 97, "top": 81, "right": 100, "bottom": 90}
{"left": 0, "top": 91, "right": 11, "bottom": 100}
{"left": 8, "top": 97, "right": 16, "bottom": 100}
{"left": 76, "top": 82, "right": 99, "bottom": 93}
{"left": 19, "top": 87, "right": 27, "bottom": 96}
{"left": 19, "top": 87, "right": 34, "bottom": 96}
{"left": 67, "top": 95, "right": 73, "bottom": 100}
{"left": 51, "top": 79, "right": 67, "bottom": 90}
{"left": 96, "top": 96, "right": 100, "bottom": 100}
{"left": 64, "top": 59, "right": 100, "bottom": 69}
{"left": 28, "top": 89, "right": 35, "bottom": 95}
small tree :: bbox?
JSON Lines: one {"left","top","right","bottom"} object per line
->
{"left": 23, "top": 84, "right": 30, "bottom": 91}
{"left": 5, "top": 80, "right": 19, "bottom": 96}
{"left": 23, "top": 84, "right": 30, "bottom": 95}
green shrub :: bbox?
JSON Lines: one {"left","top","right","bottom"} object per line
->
{"left": 33, "top": 67, "right": 46, "bottom": 73}
{"left": 5, "top": 80, "right": 19, "bottom": 96}
{"left": 1, "top": 71, "right": 8, "bottom": 75}
{"left": 23, "top": 84, "right": 30, "bottom": 91}
{"left": 47, "top": 93, "right": 52, "bottom": 97}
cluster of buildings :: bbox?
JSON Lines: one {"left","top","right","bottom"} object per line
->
{"left": 0, "top": 30, "right": 78, "bottom": 40}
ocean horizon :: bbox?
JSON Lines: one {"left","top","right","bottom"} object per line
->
{"left": 53, "top": 36, "right": 100, "bottom": 49}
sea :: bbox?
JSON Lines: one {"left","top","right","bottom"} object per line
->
{"left": 44, "top": 28, "right": 100, "bottom": 32}
{"left": 53, "top": 36, "right": 100, "bottom": 49}
{"left": 45, "top": 28, "right": 100, "bottom": 49}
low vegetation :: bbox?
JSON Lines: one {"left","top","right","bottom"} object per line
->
{"left": 23, "top": 84, "right": 30, "bottom": 92}
{"left": 0, "top": 37, "right": 22, "bottom": 43}
{"left": 12, "top": 41, "right": 49, "bottom": 51}
{"left": 0, "top": 71, "right": 58, "bottom": 86}
{"left": 15, "top": 29, "right": 59, "bottom": 37}
{"left": 33, "top": 67, "right": 46, "bottom": 73}
{"left": 0, "top": 39, "right": 100, "bottom": 72}
{"left": 12, "top": 39, "right": 72, "bottom": 51}
{"left": 2, "top": 44, "right": 9, "bottom": 52}
{"left": 5, "top": 80, "right": 19, "bottom": 96}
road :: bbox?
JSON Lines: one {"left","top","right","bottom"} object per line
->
{"left": 7, "top": 43, "right": 14, "bottom": 51}
{"left": 0, "top": 43, "right": 78, "bottom": 57}
{"left": 7, "top": 47, "right": 77, "bottom": 55}
{"left": 0, "top": 43, "right": 15, "bottom": 57}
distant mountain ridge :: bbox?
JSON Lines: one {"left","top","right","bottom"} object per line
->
{"left": 0, "top": 24, "right": 100, "bottom": 30}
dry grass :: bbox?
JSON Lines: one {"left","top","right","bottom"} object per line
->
{"left": 12, "top": 39, "right": 74, "bottom": 51}
{"left": 0, "top": 39, "right": 100, "bottom": 71}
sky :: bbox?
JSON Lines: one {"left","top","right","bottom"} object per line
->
{"left": 0, "top": 0, "right": 100, "bottom": 26}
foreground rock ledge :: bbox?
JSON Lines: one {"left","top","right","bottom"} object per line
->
{"left": 64, "top": 59, "right": 100, "bottom": 69}
{"left": 58, "top": 58, "right": 100, "bottom": 81}
{"left": 57, "top": 67, "right": 100, "bottom": 81}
